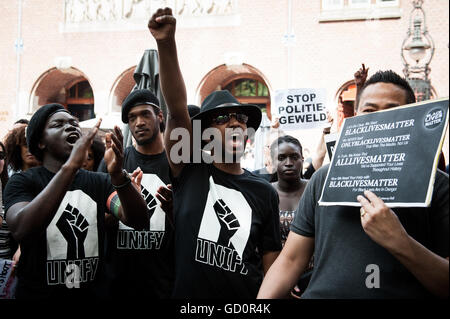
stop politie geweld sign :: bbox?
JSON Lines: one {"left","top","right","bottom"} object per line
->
{"left": 273, "top": 89, "right": 329, "bottom": 130}
{"left": 319, "top": 98, "right": 449, "bottom": 207}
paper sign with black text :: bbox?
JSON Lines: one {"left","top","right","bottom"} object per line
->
{"left": 319, "top": 98, "right": 449, "bottom": 207}
{"left": 273, "top": 89, "right": 328, "bottom": 130}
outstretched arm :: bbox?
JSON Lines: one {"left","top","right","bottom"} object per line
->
{"left": 149, "top": 8, "right": 189, "bottom": 177}
{"left": 104, "top": 126, "right": 149, "bottom": 230}
{"left": 257, "top": 232, "right": 314, "bottom": 298}
{"left": 311, "top": 112, "right": 334, "bottom": 172}
{"left": 354, "top": 63, "right": 369, "bottom": 106}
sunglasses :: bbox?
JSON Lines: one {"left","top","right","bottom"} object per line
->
{"left": 211, "top": 113, "right": 249, "bottom": 125}
{"left": 0, "top": 151, "right": 5, "bottom": 160}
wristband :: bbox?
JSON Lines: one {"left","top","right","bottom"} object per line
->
{"left": 111, "top": 169, "right": 131, "bottom": 189}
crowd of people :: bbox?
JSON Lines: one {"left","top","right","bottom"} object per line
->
{"left": 0, "top": 8, "right": 448, "bottom": 300}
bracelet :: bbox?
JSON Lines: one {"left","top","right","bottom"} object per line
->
{"left": 111, "top": 169, "right": 131, "bottom": 189}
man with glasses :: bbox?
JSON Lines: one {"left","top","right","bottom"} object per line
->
{"left": 148, "top": 8, "right": 281, "bottom": 298}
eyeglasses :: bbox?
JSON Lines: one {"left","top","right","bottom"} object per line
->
{"left": 211, "top": 113, "right": 249, "bottom": 125}
{"left": 0, "top": 151, "right": 5, "bottom": 160}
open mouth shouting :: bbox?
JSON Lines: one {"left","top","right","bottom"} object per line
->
{"left": 66, "top": 131, "right": 81, "bottom": 145}
{"left": 225, "top": 128, "right": 246, "bottom": 152}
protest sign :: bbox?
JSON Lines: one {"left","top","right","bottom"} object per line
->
{"left": 0, "top": 259, "right": 17, "bottom": 299}
{"left": 319, "top": 98, "right": 449, "bottom": 207}
{"left": 273, "top": 89, "right": 328, "bottom": 130}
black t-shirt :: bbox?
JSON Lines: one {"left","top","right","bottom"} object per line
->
{"left": 3, "top": 167, "right": 115, "bottom": 299}
{"left": 303, "top": 164, "right": 316, "bottom": 180}
{"left": 252, "top": 167, "right": 278, "bottom": 183}
{"left": 172, "top": 163, "right": 282, "bottom": 299}
{"left": 291, "top": 165, "right": 449, "bottom": 299}
{"left": 98, "top": 147, "right": 174, "bottom": 299}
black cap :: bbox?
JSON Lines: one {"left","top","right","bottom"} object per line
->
{"left": 122, "top": 89, "right": 160, "bottom": 123}
{"left": 27, "top": 103, "right": 69, "bottom": 161}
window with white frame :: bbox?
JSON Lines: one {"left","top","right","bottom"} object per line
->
{"left": 376, "top": 0, "right": 399, "bottom": 7}
{"left": 322, "top": 0, "right": 344, "bottom": 10}
{"left": 320, "top": 0, "right": 401, "bottom": 22}
{"left": 349, "top": 0, "right": 371, "bottom": 8}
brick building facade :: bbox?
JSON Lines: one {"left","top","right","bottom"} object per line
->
{"left": 0, "top": 0, "right": 448, "bottom": 166}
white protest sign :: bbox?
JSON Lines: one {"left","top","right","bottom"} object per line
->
{"left": 0, "top": 259, "right": 17, "bottom": 299}
{"left": 273, "top": 88, "right": 329, "bottom": 130}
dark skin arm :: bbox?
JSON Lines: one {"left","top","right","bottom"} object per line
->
{"left": 104, "top": 126, "right": 149, "bottom": 230}
{"left": 354, "top": 63, "right": 369, "bottom": 99}
{"left": 311, "top": 112, "right": 334, "bottom": 171}
{"left": 156, "top": 184, "right": 174, "bottom": 229}
{"left": 148, "top": 7, "right": 189, "bottom": 177}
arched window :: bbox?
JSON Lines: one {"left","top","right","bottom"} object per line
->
{"left": 29, "top": 67, "right": 95, "bottom": 122}
{"left": 197, "top": 64, "right": 272, "bottom": 119}
{"left": 335, "top": 81, "right": 357, "bottom": 129}
{"left": 110, "top": 66, "right": 136, "bottom": 113}
{"left": 66, "top": 80, "right": 95, "bottom": 122}
{"left": 222, "top": 76, "right": 271, "bottom": 117}
{"left": 224, "top": 78, "right": 269, "bottom": 98}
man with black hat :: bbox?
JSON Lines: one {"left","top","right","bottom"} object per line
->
{"left": 97, "top": 88, "right": 174, "bottom": 299}
{"left": 148, "top": 8, "right": 281, "bottom": 298}
{"left": 3, "top": 103, "right": 148, "bottom": 299}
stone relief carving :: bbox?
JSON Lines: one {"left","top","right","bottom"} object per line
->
{"left": 65, "top": 0, "right": 237, "bottom": 23}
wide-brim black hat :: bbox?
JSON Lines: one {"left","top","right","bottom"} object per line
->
{"left": 191, "top": 90, "right": 262, "bottom": 131}
{"left": 122, "top": 89, "right": 160, "bottom": 123}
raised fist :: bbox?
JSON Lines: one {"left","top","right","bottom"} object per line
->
{"left": 213, "top": 199, "right": 240, "bottom": 248}
{"left": 148, "top": 7, "right": 176, "bottom": 42}
{"left": 56, "top": 204, "right": 89, "bottom": 259}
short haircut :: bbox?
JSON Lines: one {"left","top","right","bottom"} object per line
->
{"left": 356, "top": 70, "right": 416, "bottom": 110}
{"left": 270, "top": 135, "right": 303, "bottom": 159}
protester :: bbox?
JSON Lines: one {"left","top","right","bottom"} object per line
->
{"left": 3, "top": 103, "right": 149, "bottom": 299}
{"left": 258, "top": 70, "right": 449, "bottom": 299}
{"left": 82, "top": 136, "right": 105, "bottom": 172}
{"left": 97, "top": 89, "right": 175, "bottom": 299}
{"left": 2, "top": 124, "right": 40, "bottom": 268}
{"left": 0, "top": 141, "right": 7, "bottom": 191}
{"left": 149, "top": 7, "right": 281, "bottom": 298}
{"left": 0, "top": 141, "right": 13, "bottom": 260}
{"left": 270, "top": 135, "right": 313, "bottom": 297}
{"left": 271, "top": 135, "right": 308, "bottom": 245}
{"left": 3, "top": 124, "right": 41, "bottom": 175}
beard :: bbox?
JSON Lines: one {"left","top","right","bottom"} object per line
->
{"left": 134, "top": 125, "right": 159, "bottom": 146}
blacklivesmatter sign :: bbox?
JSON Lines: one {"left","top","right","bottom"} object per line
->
{"left": 319, "top": 98, "right": 449, "bottom": 207}
{"left": 273, "top": 89, "right": 328, "bottom": 130}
